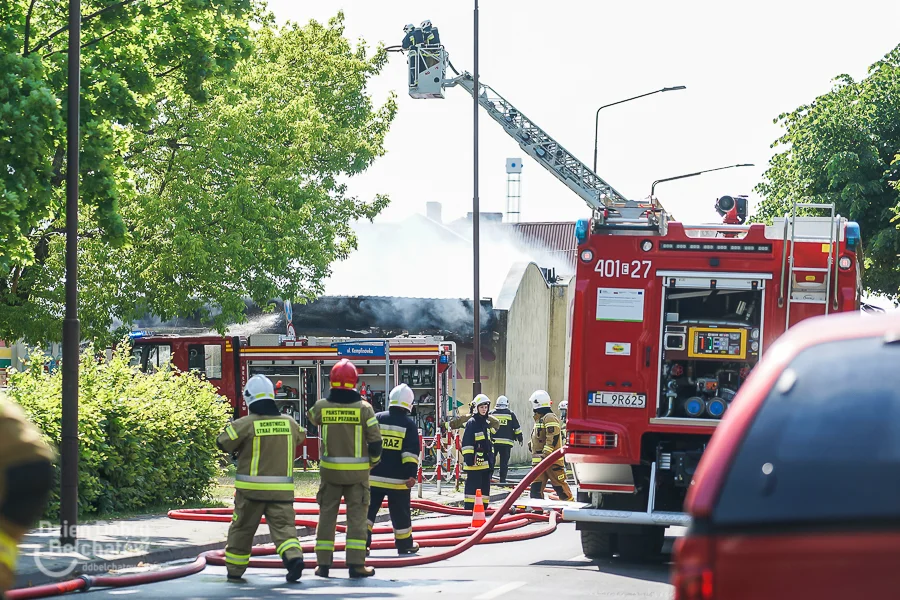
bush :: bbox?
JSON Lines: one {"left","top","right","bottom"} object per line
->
{"left": 6, "top": 341, "right": 231, "bottom": 517}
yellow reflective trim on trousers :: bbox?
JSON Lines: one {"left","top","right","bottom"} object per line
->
{"left": 345, "top": 539, "right": 367, "bottom": 550}
{"left": 394, "top": 528, "right": 412, "bottom": 540}
{"left": 402, "top": 456, "right": 419, "bottom": 465}
{"left": 225, "top": 424, "right": 238, "bottom": 440}
{"left": 474, "top": 432, "right": 485, "bottom": 440}
{"left": 234, "top": 480, "right": 294, "bottom": 491}
{"left": 355, "top": 425, "right": 362, "bottom": 458}
{"left": 0, "top": 528, "right": 17, "bottom": 570}
{"left": 320, "top": 461, "right": 369, "bottom": 471}
{"left": 225, "top": 551, "right": 251, "bottom": 565}
{"left": 315, "top": 540, "right": 335, "bottom": 551}
{"left": 251, "top": 436, "right": 260, "bottom": 476}
{"left": 464, "top": 464, "right": 489, "bottom": 471}
{"left": 371, "top": 480, "right": 409, "bottom": 490}
{"left": 277, "top": 539, "right": 301, "bottom": 556}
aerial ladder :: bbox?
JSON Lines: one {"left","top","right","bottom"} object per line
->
{"left": 403, "top": 44, "right": 665, "bottom": 233}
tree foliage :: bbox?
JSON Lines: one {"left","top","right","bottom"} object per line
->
{"left": 1, "top": 4, "right": 396, "bottom": 343}
{"left": 7, "top": 342, "right": 231, "bottom": 516}
{"left": 754, "top": 44, "right": 900, "bottom": 301}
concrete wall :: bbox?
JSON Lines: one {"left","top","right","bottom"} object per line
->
{"left": 547, "top": 283, "right": 569, "bottom": 406}
{"left": 497, "top": 262, "right": 553, "bottom": 465}
{"left": 562, "top": 275, "right": 576, "bottom": 403}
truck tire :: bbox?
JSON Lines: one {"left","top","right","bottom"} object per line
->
{"left": 617, "top": 528, "right": 665, "bottom": 561}
{"left": 581, "top": 529, "right": 614, "bottom": 559}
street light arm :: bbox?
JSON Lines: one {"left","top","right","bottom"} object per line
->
{"left": 650, "top": 163, "right": 754, "bottom": 200}
{"left": 593, "top": 86, "right": 686, "bottom": 174}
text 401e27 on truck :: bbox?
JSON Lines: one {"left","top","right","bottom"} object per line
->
{"left": 561, "top": 212, "right": 863, "bottom": 559}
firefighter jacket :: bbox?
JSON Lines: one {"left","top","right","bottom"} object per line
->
{"left": 308, "top": 388, "right": 382, "bottom": 485}
{"left": 530, "top": 409, "right": 564, "bottom": 467}
{"left": 0, "top": 400, "right": 54, "bottom": 592}
{"left": 489, "top": 408, "right": 523, "bottom": 446}
{"left": 401, "top": 28, "right": 425, "bottom": 49}
{"left": 448, "top": 412, "right": 499, "bottom": 432}
{"left": 461, "top": 414, "right": 494, "bottom": 471}
{"left": 424, "top": 27, "right": 441, "bottom": 45}
{"left": 370, "top": 408, "right": 420, "bottom": 490}
{"left": 217, "top": 412, "right": 305, "bottom": 502}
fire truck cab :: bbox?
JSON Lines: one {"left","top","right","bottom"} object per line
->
{"left": 562, "top": 204, "right": 863, "bottom": 559}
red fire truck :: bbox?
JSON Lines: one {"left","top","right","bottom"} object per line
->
{"left": 404, "top": 43, "right": 864, "bottom": 558}
{"left": 130, "top": 334, "right": 456, "bottom": 463}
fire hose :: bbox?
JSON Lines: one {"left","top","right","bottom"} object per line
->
{"left": 8, "top": 449, "right": 565, "bottom": 599}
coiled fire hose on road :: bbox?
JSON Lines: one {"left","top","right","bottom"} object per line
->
{"left": 8, "top": 449, "right": 565, "bottom": 599}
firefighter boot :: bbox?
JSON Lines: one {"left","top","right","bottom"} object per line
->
{"left": 285, "top": 557, "right": 304, "bottom": 583}
{"left": 349, "top": 565, "right": 376, "bottom": 578}
{"left": 314, "top": 566, "right": 330, "bottom": 578}
{"left": 398, "top": 542, "right": 420, "bottom": 555}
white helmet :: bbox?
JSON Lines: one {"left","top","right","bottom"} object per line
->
{"left": 421, "top": 19, "right": 432, "bottom": 29}
{"left": 495, "top": 395, "right": 509, "bottom": 410}
{"left": 243, "top": 374, "right": 275, "bottom": 405}
{"left": 559, "top": 400, "right": 568, "bottom": 411}
{"left": 404, "top": 23, "right": 415, "bottom": 32}
{"left": 389, "top": 383, "right": 415, "bottom": 411}
{"left": 529, "top": 389, "right": 552, "bottom": 410}
{"left": 473, "top": 394, "right": 491, "bottom": 409}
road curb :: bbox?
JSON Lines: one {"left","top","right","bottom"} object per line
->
{"left": 13, "top": 491, "right": 510, "bottom": 590}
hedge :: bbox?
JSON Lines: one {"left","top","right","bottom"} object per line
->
{"left": 6, "top": 342, "right": 231, "bottom": 517}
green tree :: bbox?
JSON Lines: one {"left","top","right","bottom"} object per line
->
{"left": 1, "top": 6, "right": 396, "bottom": 343}
{"left": 754, "top": 44, "right": 900, "bottom": 302}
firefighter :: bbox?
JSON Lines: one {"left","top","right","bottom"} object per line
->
{"left": 528, "top": 390, "right": 573, "bottom": 502}
{"left": 0, "top": 400, "right": 54, "bottom": 597}
{"left": 446, "top": 398, "right": 499, "bottom": 432}
{"left": 461, "top": 394, "right": 494, "bottom": 511}
{"left": 490, "top": 395, "right": 523, "bottom": 483}
{"left": 216, "top": 375, "right": 306, "bottom": 583}
{"left": 307, "top": 359, "right": 382, "bottom": 579}
{"left": 366, "top": 384, "right": 421, "bottom": 556}
{"left": 422, "top": 20, "right": 440, "bottom": 45}
{"left": 401, "top": 23, "right": 424, "bottom": 50}
{"left": 558, "top": 400, "right": 568, "bottom": 440}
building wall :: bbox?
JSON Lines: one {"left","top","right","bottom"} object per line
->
{"left": 498, "top": 263, "right": 553, "bottom": 465}
{"left": 547, "top": 283, "right": 569, "bottom": 406}
{"left": 562, "top": 275, "right": 576, "bottom": 403}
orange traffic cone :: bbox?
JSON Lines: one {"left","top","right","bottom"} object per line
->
{"left": 471, "top": 489, "right": 486, "bottom": 527}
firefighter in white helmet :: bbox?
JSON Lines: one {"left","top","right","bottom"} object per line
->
{"left": 558, "top": 400, "right": 569, "bottom": 441}
{"left": 461, "top": 394, "right": 494, "bottom": 511}
{"left": 366, "top": 384, "right": 421, "bottom": 556}
{"left": 217, "top": 374, "right": 307, "bottom": 582}
{"left": 528, "top": 390, "right": 572, "bottom": 501}
{"left": 490, "top": 395, "right": 523, "bottom": 483}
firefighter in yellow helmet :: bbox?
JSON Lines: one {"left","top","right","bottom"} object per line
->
{"left": 461, "top": 394, "right": 494, "bottom": 511}
{"left": 307, "top": 359, "right": 382, "bottom": 578}
{"left": 217, "top": 374, "right": 306, "bottom": 582}
{"left": 366, "top": 384, "right": 421, "bottom": 555}
{"left": 0, "top": 399, "right": 54, "bottom": 596}
{"left": 528, "top": 390, "right": 573, "bottom": 501}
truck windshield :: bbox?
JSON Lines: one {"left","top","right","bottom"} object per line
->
{"left": 712, "top": 335, "right": 900, "bottom": 526}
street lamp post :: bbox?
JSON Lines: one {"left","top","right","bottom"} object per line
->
{"left": 60, "top": 0, "right": 81, "bottom": 547}
{"left": 592, "top": 86, "right": 686, "bottom": 174}
{"left": 472, "top": 0, "right": 481, "bottom": 397}
{"left": 650, "top": 163, "right": 754, "bottom": 201}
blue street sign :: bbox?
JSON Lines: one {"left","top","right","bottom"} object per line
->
{"left": 334, "top": 342, "right": 386, "bottom": 358}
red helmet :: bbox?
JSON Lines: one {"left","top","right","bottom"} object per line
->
{"left": 330, "top": 359, "right": 359, "bottom": 389}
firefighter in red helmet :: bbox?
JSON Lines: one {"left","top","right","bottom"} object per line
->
{"left": 307, "top": 359, "right": 382, "bottom": 578}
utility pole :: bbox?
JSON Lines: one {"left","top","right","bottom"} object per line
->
{"left": 60, "top": 0, "right": 81, "bottom": 547}
{"left": 472, "top": 0, "right": 482, "bottom": 397}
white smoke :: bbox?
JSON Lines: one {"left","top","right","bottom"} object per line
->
{"left": 323, "top": 214, "right": 574, "bottom": 300}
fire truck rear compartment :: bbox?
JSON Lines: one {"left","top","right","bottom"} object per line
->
{"left": 658, "top": 285, "right": 763, "bottom": 421}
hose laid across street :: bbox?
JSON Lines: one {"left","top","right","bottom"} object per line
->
{"left": 8, "top": 449, "right": 565, "bottom": 599}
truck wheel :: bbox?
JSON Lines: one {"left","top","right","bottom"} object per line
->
{"left": 581, "top": 529, "right": 614, "bottom": 559}
{"left": 616, "top": 528, "right": 665, "bottom": 561}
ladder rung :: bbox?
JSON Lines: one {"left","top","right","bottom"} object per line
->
{"left": 796, "top": 202, "right": 835, "bottom": 209}
{"left": 789, "top": 298, "right": 829, "bottom": 305}
{"left": 792, "top": 267, "right": 830, "bottom": 272}
{"left": 792, "top": 236, "right": 833, "bottom": 242}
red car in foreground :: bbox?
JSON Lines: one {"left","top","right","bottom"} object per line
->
{"left": 673, "top": 308, "right": 900, "bottom": 600}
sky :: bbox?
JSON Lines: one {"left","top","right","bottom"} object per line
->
{"left": 266, "top": 0, "right": 900, "bottom": 228}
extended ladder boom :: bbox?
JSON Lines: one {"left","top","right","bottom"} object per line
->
{"left": 406, "top": 45, "right": 664, "bottom": 230}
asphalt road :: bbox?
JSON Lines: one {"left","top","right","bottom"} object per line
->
{"left": 76, "top": 519, "right": 676, "bottom": 599}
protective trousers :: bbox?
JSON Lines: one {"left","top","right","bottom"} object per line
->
{"left": 530, "top": 463, "right": 573, "bottom": 501}
{"left": 493, "top": 445, "right": 512, "bottom": 482}
{"left": 225, "top": 492, "right": 303, "bottom": 578}
{"left": 463, "top": 470, "right": 491, "bottom": 511}
{"left": 315, "top": 480, "right": 369, "bottom": 567}
{"left": 366, "top": 488, "right": 414, "bottom": 552}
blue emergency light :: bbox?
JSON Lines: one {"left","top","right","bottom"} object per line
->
{"left": 128, "top": 330, "right": 154, "bottom": 339}
{"left": 845, "top": 221, "right": 860, "bottom": 252}
{"left": 575, "top": 219, "right": 589, "bottom": 244}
